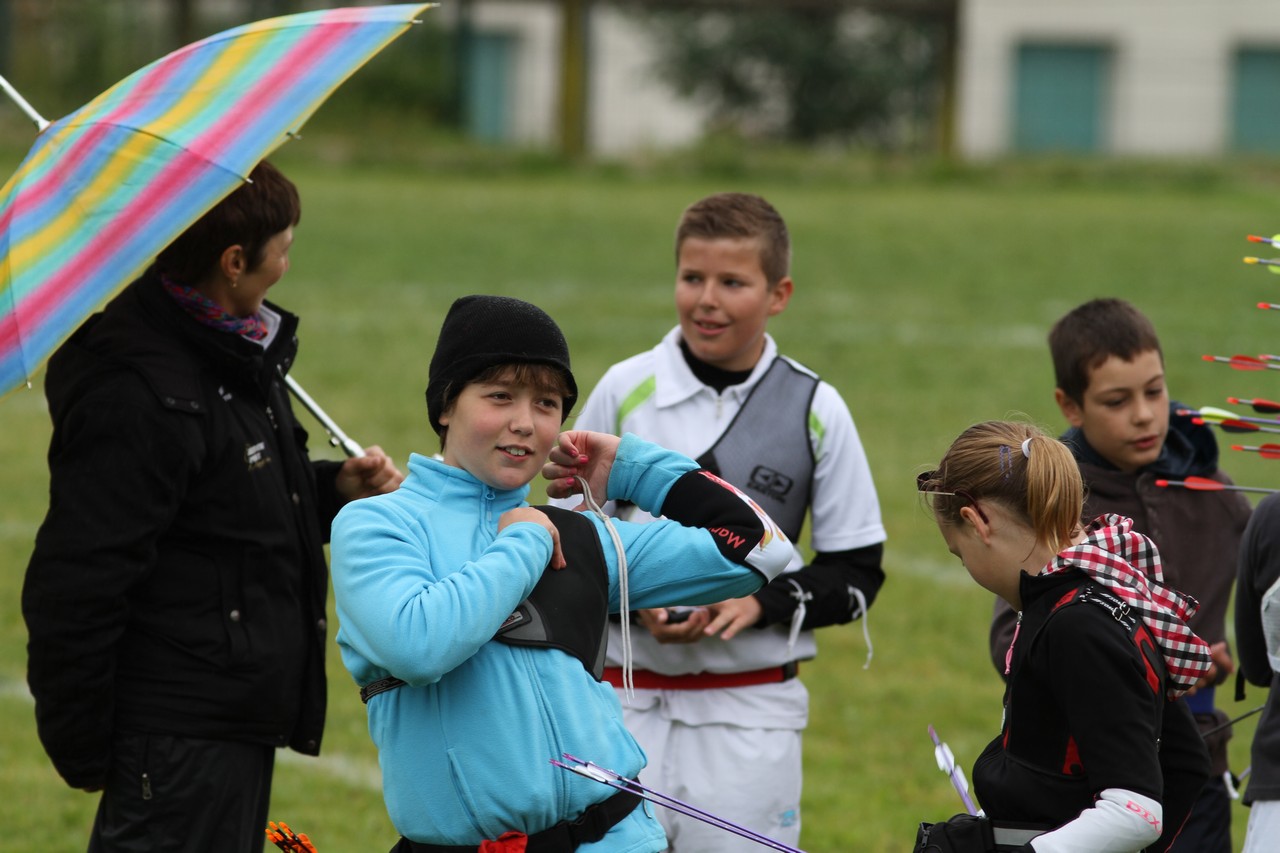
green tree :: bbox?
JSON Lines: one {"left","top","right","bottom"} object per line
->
{"left": 640, "top": 6, "right": 946, "bottom": 148}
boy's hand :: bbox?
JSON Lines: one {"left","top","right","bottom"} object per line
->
{"left": 1188, "top": 641, "right": 1234, "bottom": 694}
{"left": 636, "top": 596, "right": 763, "bottom": 643}
{"left": 498, "top": 507, "right": 566, "bottom": 570}
{"left": 702, "top": 596, "right": 764, "bottom": 640}
{"left": 637, "top": 607, "right": 712, "bottom": 643}
{"left": 542, "top": 430, "right": 621, "bottom": 505}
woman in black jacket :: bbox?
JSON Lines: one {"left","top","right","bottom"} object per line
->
{"left": 918, "top": 420, "right": 1211, "bottom": 853}
{"left": 22, "top": 161, "right": 402, "bottom": 853}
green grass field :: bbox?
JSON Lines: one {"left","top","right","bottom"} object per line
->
{"left": 2, "top": 130, "right": 1278, "bottom": 851}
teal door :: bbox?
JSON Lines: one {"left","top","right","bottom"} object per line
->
{"left": 1013, "top": 43, "right": 1111, "bottom": 153}
{"left": 1232, "top": 48, "right": 1280, "bottom": 153}
{"left": 465, "top": 32, "right": 514, "bottom": 143}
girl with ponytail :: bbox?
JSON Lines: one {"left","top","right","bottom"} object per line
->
{"left": 917, "top": 421, "right": 1211, "bottom": 853}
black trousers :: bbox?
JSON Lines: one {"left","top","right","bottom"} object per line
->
{"left": 1167, "top": 774, "right": 1232, "bottom": 853}
{"left": 88, "top": 733, "right": 275, "bottom": 853}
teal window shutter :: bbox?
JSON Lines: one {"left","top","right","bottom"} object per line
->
{"left": 1232, "top": 47, "right": 1280, "bottom": 153}
{"left": 1013, "top": 43, "right": 1111, "bottom": 153}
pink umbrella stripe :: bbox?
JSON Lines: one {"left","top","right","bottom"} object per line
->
{"left": 191, "top": 23, "right": 366, "bottom": 162}
{"left": 1, "top": 52, "right": 357, "bottom": 361}
{"left": 4, "top": 41, "right": 211, "bottom": 209}
{"left": 1, "top": 23, "right": 399, "bottom": 367}
{"left": 0, "top": 3, "right": 435, "bottom": 396}
{"left": 0, "top": 152, "right": 235, "bottom": 366}
{"left": 4, "top": 12, "right": 399, "bottom": 251}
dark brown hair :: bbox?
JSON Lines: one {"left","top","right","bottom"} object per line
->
{"left": 675, "top": 192, "right": 791, "bottom": 286}
{"left": 1049, "top": 298, "right": 1163, "bottom": 403}
{"left": 155, "top": 160, "right": 300, "bottom": 285}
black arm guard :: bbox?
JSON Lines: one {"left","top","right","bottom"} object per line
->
{"left": 660, "top": 469, "right": 768, "bottom": 565}
{"left": 754, "top": 543, "right": 884, "bottom": 629}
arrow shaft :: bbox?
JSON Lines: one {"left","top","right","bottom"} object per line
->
{"left": 555, "top": 756, "right": 807, "bottom": 853}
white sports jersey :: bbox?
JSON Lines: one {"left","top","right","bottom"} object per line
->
{"left": 566, "top": 327, "right": 885, "bottom": 725}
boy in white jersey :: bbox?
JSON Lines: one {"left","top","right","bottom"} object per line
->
{"left": 563, "top": 193, "right": 886, "bottom": 851}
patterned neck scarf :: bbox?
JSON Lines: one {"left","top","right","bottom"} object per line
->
{"left": 1044, "top": 513, "right": 1211, "bottom": 698}
{"left": 160, "top": 274, "right": 268, "bottom": 341}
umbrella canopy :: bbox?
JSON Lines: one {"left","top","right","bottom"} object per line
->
{"left": 0, "top": 3, "right": 434, "bottom": 397}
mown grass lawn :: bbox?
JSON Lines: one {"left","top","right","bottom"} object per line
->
{"left": 2, "top": 125, "right": 1277, "bottom": 850}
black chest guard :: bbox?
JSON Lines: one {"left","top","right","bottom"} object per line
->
{"left": 495, "top": 505, "right": 611, "bottom": 680}
{"left": 360, "top": 506, "right": 613, "bottom": 704}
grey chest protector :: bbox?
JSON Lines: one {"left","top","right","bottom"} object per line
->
{"left": 696, "top": 358, "right": 817, "bottom": 541}
{"left": 495, "top": 505, "right": 611, "bottom": 680}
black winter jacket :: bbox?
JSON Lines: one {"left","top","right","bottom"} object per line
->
{"left": 22, "top": 270, "right": 342, "bottom": 790}
{"left": 977, "top": 570, "right": 1209, "bottom": 852}
{"left": 989, "top": 407, "right": 1252, "bottom": 775}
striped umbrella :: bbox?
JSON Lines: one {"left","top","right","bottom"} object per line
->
{"left": 0, "top": 3, "right": 434, "bottom": 398}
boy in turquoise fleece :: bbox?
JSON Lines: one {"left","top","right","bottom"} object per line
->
{"left": 330, "top": 295, "right": 791, "bottom": 853}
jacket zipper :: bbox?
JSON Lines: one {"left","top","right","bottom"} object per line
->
{"left": 140, "top": 736, "right": 153, "bottom": 800}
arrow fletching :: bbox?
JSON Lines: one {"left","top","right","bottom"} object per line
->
{"left": 1202, "top": 354, "right": 1280, "bottom": 372}
{"left": 267, "top": 822, "right": 318, "bottom": 853}
{"left": 1183, "top": 405, "right": 1239, "bottom": 422}
{"left": 928, "top": 724, "right": 979, "bottom": 816}
{"left": 1244, "top": 256, "right": 1280, "bottom": 274}
{"left": 1229, "top": 396, "right": 1280, "bottom": 414}
{"left": 1156, "top": 477, "right": 1279, "bottom": 494}
{"left": 1195, "top": 416, "right": 1263, "bottom": 434}
{"left": 1231, "top": 444, "right": 1280, "bottom": 460}
{"left": 1183, "top": 406, "right": 1280, "bottom": 429}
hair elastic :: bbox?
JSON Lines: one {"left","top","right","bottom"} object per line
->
{"left": 1021, "top": 437, "right": 1033, "bottom": 458}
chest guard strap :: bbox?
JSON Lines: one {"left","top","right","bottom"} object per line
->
{"left": 494, "top": 505, "right": 611, "bottom": 680}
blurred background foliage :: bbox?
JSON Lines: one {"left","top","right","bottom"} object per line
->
{"left": 635, "top": 5, "right": 948, "bottom": 149}
{"left": 0, "top": 0, "right": 461, "bottom": 125}
{"left": 0, "top": 0, "right": 952, "bottom": 152}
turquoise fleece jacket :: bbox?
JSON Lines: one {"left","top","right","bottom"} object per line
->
{"left": 331, "top": 434, "right": 785, "bottom": 849}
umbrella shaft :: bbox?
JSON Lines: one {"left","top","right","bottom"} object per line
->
{"left": 283, "top": 374, "right": 364, "bottom": 458}
{"left": 0, "top": 73, "right": 50, "bottom": 130}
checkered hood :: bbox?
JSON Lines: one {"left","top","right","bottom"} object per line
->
{"left": 1046, "top": 514, "right": 1212, "bottom": 699}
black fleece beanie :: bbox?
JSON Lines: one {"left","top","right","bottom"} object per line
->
{"left": 425, "top": 295, "right": 578, "bottom": 435}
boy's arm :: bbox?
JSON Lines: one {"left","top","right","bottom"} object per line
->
{"left": 773, "top": 383, "right": 885, "bottom": 629}
{"left": 546, "top": 431, "right": 792, "bottom": 582}
{"left": 751, "top": 544, "right": 884, "bottom": 628}
{"left": 331, "top": 500, "right": 552, "bottom": 686}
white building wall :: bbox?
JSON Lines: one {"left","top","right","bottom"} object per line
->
{"left": 587, "top": 8, "right": 706, "bottom": 155}
{"left": 438, "top": 2, "right": 705, "bottom": 152}
{"left": 464, "top": 1, "right": 562, "bottom": 147}
{"left": 958, "top": 0, "right": 1280, "bottom": 158}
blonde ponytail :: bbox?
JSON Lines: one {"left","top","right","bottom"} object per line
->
{"left": 922, "top": 421, "right": 1084, "bottom": 552}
